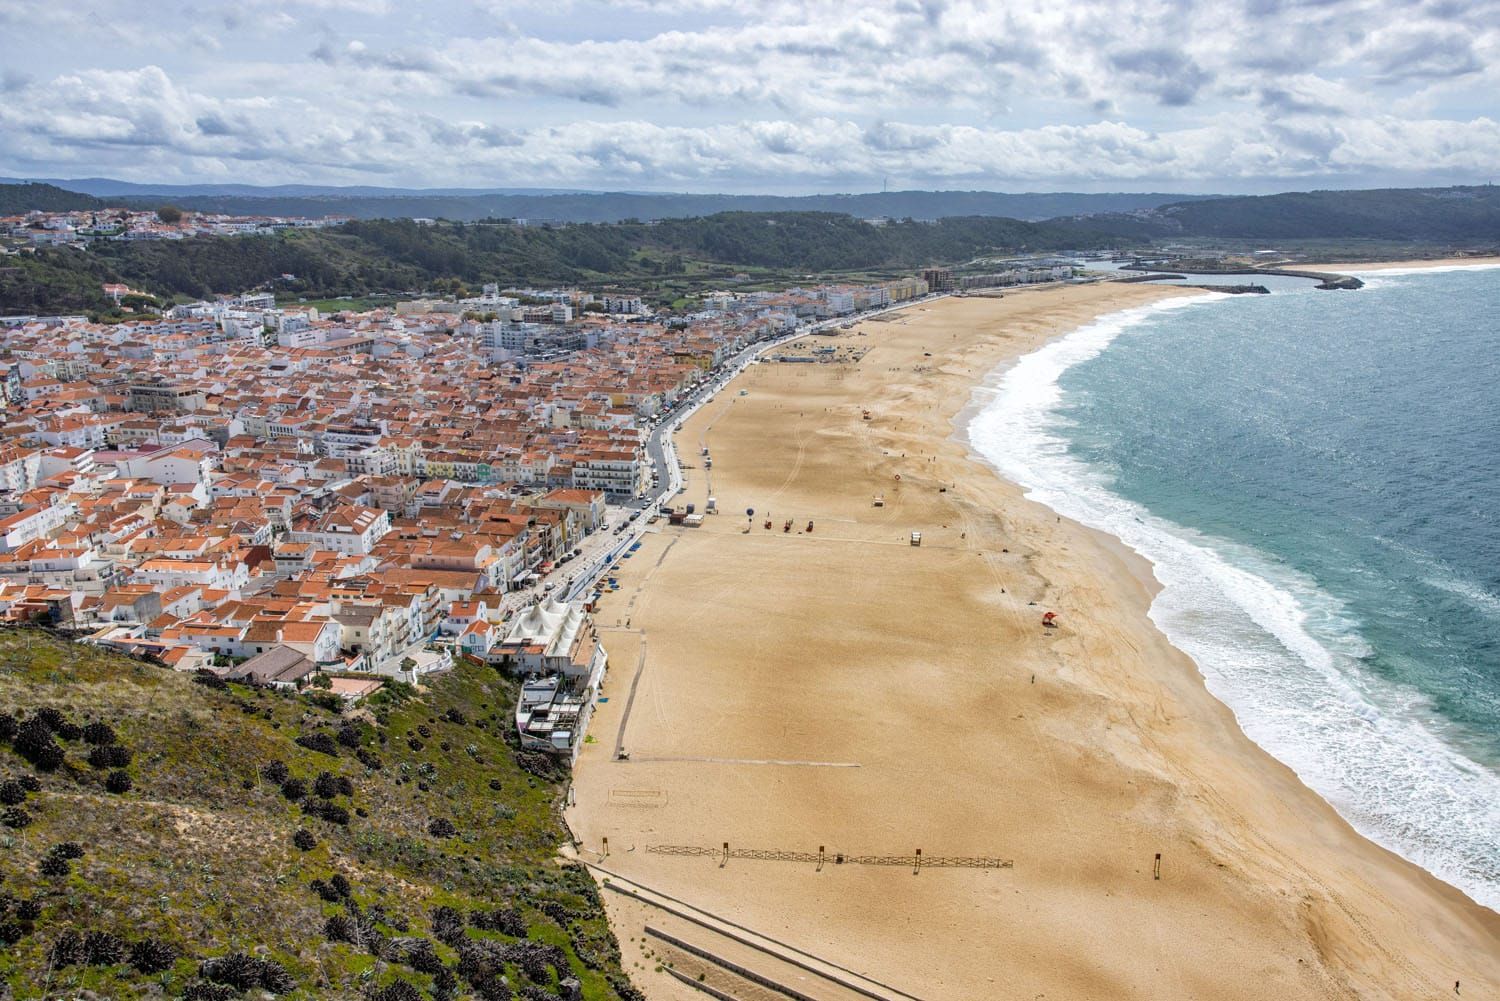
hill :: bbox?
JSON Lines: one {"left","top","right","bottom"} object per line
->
{"left": 0, "top": 179, "right": 1216, "bottom": 223}
{"left": 0, "top": 629, "right": 641, "bottom": 1001}
{"left": 104, "top": 189, "right": 1213, "bottom": 224}
{"left": 1, "top": 212, "right": 1112, "bottom": 316}
{"left": 1099, "top": 185, "right": 1500, "bottom": 241}
{"left": 0, "top": 179, "right": 587, "bottom": 200}
{"left": 0, "top": 182, "right": 105, "bottom": 214}
{"left": 131, "top": 190, "right": 1214, "bottom": 224}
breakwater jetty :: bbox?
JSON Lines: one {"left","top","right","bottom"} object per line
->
{"left": 1120, "top": 263, "right": 1364, "bottom": 290}
{"left": 1115, "top": 272, "right": 1270, "bottom": 294}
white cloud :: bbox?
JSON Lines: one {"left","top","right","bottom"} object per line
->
{"left": 0, "top": 0, "right": 1497, "bottom": 189}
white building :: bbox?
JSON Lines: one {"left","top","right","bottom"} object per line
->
{"left": 493, "top": 596, "right": 608, "bottom": 757}
{"left": 288, "top": 505, "right": 391, "bottom": 555}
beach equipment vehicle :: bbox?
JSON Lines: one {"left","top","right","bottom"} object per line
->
{"left": 910, "top": 531, "right": 922, "bottom": 546}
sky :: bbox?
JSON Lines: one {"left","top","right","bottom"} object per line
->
{"left": 1, "top": 0, "right": 1497, "bottom": 194}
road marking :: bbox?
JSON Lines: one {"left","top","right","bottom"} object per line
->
{"left": 622, "top": 755, "right": 860, "bottom": 768}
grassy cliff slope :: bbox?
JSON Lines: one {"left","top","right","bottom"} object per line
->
{"left": 0, "top": 629, "right": 639, "bottom": 1001}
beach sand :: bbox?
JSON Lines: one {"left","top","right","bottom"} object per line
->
{"left": 1304, "top": 255, "right": 1500, "bottom": 271}
{"left": 567, "top": 281, "right": 1500, "bottom": 1000}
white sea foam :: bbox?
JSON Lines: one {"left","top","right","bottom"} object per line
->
{"left": 965, "top": 295, "right": 1500, "bottom": 912}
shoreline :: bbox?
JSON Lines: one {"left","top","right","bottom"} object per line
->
{"left": 1300, "top": 254, "right": 1500, "bottom": 273}
{"left": 569, "top": 277, "right": 1500, "bottom": 1000}
{"left": 957, "top": 279, "right": 1500, "bottom": 914}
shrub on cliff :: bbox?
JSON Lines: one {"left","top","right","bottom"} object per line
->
{"left": 430, "top": 905, "right": 465, "bottom": 947}
{"left": 129, "top": 937, "right": 179, "bottom": 974}
{"left": 201, "top": 953, "right": 295, "bottom": 994}
{"left": 82, "top": 721, "right": 117, "bottom": 745}
{"left": 88, "top": 744, "right": 132, "bottom": 769}
{"left": 295, "top": 731, "right": 339, "bottom": 756}
{"left": 302, "top": 799, "right": 350, "bottom": 825}
{"left": 13, "top": 720, "right": 64, "bottom": 770}
{"left": 83, "top": 930, "right": 126, "bottom": 966}
{"left": 471, "top": 906, "right": 527, "bottom": 938}
{"left": 356, "top": 747, "right": 383, "bottom": 770}
{"left": 48, "top": 930, "right": 85, "bottom": 967}
{"left": 369, "top": 980, "right": 424, "bottom": 1001}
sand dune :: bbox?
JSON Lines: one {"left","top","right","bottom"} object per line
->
{"left": 567, "top": 282, "right": 1500, "bottom": 1000}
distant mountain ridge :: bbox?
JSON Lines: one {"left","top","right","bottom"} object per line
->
{"left": 0, "top": 177, "right": 592, "bottom": 199}
{"left": 1145, "top": 185, "right": 1500, "bottom": 241}
{"left": 6, "top": 178, "right": 1496, "bottom": 243}
{"left": 2, "top": 179, "right": 1221, "bottom": 222}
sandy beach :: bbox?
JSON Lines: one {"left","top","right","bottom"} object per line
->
{"left": 1306, "top": 255, "right": 1500, "bottom": 271}
{"left": 567, "top": 280, "right": 1500, "bottom": 1000}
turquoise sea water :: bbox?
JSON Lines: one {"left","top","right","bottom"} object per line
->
{"left": 968, "top": 266, "right": 1500, "bottom": 911}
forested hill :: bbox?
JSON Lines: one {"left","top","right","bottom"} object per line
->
{"left": 0, "top": 629, "right": 641, "bottom": 1001}
{"left": 0, "top": 182, "right": 105, "bottom": 214}
{"left": 0, "top": 212, "right": 1110, "bottom": 315}
{"left": 6, "top": 187, "right": 1498, "bottom": 317}
{"left": 1097, "top": 185, "right": 1500, "bottom": 241}
{"left": 9, "top": 185, "right": 1214, "bottom": 223}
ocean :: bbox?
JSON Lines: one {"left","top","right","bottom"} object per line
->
{"left": 968, "top": 266, "right": 1500, "bottom": 911}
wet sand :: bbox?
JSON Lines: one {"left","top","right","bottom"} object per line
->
{"left": 568, "top": 281, "right": 1500, "bottom": 1000}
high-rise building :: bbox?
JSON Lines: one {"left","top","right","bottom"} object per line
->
{"left": 920, "top": 267, "right": 954, "bottom": 292}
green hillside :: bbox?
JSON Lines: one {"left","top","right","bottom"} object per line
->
{"left": 0, "top": 630, "right": 640, "bottom": 1001}
{"left": 0, "top": 183, "right": 105, "bottom": 214}
{"left": 1149, "top": 185, "right": 1500, "bottom": 240}
{"left": 1, "top": 212, "right": 1111, "bottom": 316}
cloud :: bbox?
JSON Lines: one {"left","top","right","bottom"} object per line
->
{"left": 1367, "top": 28, "right": 1483, "bottom": 83}
{"left": 0, "top": 0, "right": 1498, "bottom": 189}
{"left": 1108, "top": 46, "right": 1214, "bottom": 106}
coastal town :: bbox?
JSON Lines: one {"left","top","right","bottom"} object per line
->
{"left": 1, "top": 205, "right": 350, "bottom": 245}
{"left": 0, "top": 245, "right": 1010, "bottom": 754}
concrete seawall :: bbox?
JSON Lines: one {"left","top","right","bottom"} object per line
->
{"left": 1121, "top": 263, "right": 1364, "bottom": 289}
